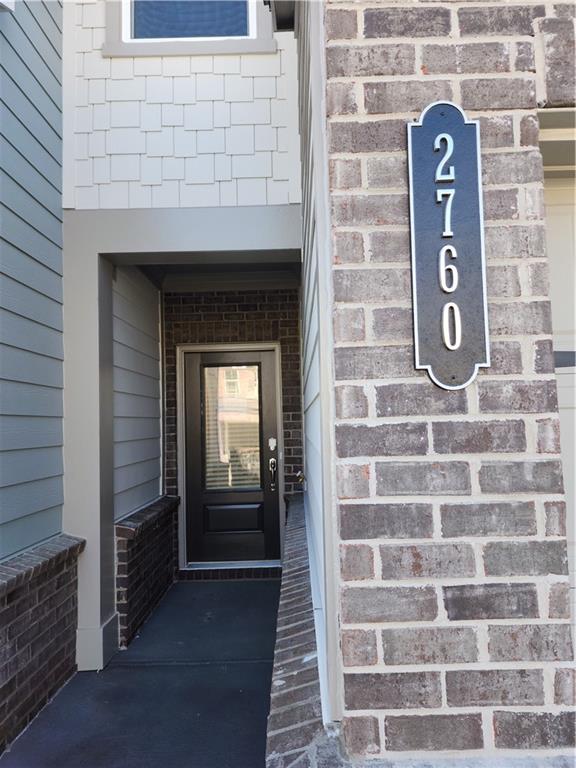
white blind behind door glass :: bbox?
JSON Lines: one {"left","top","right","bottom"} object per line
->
{"left": 203, "top": 365, "right": 261, "bottom": 489}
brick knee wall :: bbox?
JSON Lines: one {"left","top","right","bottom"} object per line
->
{"left": 0, "top": 535, "right": 85, "bottom": 755}
{"left": 163, "top": 289, "right": 303, "bottom": 498}
{"left": 322, "top": 0, "right": 575, "bottom": 760}
{"left": 115, "top": 496, "right": 179, "bottom": 647}
{"left": 266, "top": 496, "right": 324, "bottom": 767}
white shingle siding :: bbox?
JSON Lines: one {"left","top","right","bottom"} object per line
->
{"left": 66, "top": 2, "right": 301, "bottom": 209}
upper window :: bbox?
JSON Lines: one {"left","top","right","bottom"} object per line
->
{"left": 103, "top": 0, "right": 276, "bottom": 56}
{"left": 132, "top": 1, "right": 250, "bottom": 41}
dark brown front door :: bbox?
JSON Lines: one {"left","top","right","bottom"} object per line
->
{"left": 184, "top": 350, "right": 281, "bottom": 563}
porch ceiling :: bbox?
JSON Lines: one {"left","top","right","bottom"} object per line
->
{"left": 140, "top": 254, "right": 301, "bottom": 291}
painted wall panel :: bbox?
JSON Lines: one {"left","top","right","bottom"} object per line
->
{"left": 0, "top": 86, "right": 61, "bottom": 161}
{"left": 0, "top": 347, "right": 63, "bottom": 389}
{"left": 0, "top": 275, "right": 63, "bottom": 330}
{"left": 114, "top": 392, "right": 160, "bottom": 419}
{"left": 41, "top": 1, "right": 62, "bottom": 31}
{"left": 14, "top": 2, "right": 62, "bottom": 82}
{"left": 115, "top": 438, "right": 161, "bottom": 468}
{"left": 0, "top": 381, "right": 63, "bottom": 417}
{"left": 0, "top": 1, "right": 63, "bottom": 558}
{"left": 0, "top": 476, "right": 64, "bottom": 525}
{"left": 0, "top": 139, "right": 62, "bottom": 216}
{"left": 0, "top": 125, "right": 61, "bottom": 190}
{"left": 112, "top": 266, "right": 161, "bottom": 520}
{"left": 114, "top": 417, "right": 161, "bottom": 442}
{"left": 0, "top": 447, "right": 63, "bottom": 487}
{"left": 114, "top": 459, "right": 161, "bottom": 494}
{"left": 0, "top": 173, "right": 62, "bottom": 245}
{"left": 0, "top": 36, "right": 61, "bottom": 116}
{"left": 113, "top": 369, "right": 161, "bottom": 399}
{"left": 0, "top": 415, "right": 62, "bottom": 452}
{"left": 114, "top": 480, "right": 162, "bottom": 520}
{"left": 113, "top": 295, "right": 159, "bottom": 338}
{"left": 0, "top": 309, "right": 63, "bottom": 359}
{"left": 0, "top": 507, "right": 61, "bottom": 561}
{"left": 113, "top": 320, "right": 160, "bottom": 360}
{"left": 114, "top": 344, "right": 160, "bottom": 379}
{"left": 0, "top": 207, "right": 62, "bottom": 273}
{"left": 0, "top": 243, "right": 63, "bottom": 302}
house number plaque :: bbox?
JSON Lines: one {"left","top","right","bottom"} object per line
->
{"left": 407, "top": 102, "right": 490, "bottom": 390}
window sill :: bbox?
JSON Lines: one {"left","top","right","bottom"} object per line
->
{"left": 102, "top": 36, "right": 276, "bottom": 57}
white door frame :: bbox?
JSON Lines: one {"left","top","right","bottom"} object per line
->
{"left": 175, "top": 342, "right": 286, "bottom": 569}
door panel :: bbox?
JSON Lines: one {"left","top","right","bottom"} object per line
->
{"left": 205, "top": 504, "right": 262, "bottom": 532}
{"left": 185, "top": 350, "right": 280, "bottom": 563}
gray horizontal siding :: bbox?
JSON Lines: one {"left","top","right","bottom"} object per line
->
{"left": 0, "top": 308, "right": 63, "bottom": 358}
{"left": 0, "top": 1, "right": 63, "bottom": 558}
{"left": 1, "top": 171, "right": 62, "bottom": 246}
{"left": 0, "top": 347, "right": 63, "bottom": 388}
{"left": 0, "top": 241, "right": 62, "bottom": 302}
{"left": 1, "top": 137, "right": 61, "bottom": 214}
{"left": 0, "top": 506, "right": 61, "bottom": 560}
{"left": 0, "top": 380, "right": 63, "bottom": 416}
{"left": 0, "top": 205, "right": 62, "bottom": 273}
{"left": 115, "top": 438, "right": 161, "bottom": 468}
{"left": 113, "top": 267, "right": 161, "bottom": 521}
{"left": 0, "top": 446, "right": 63, "bottom": 486}
{"left": 0, "top": 123, "right": 61, "bottom": 189}
{"left": 0, "top": 84, "right": 60, "bottom": 162}
{"left": 0, "top": 415, "right": 62, "bottom": 451}
{"left": 0, "top": 475, "right": 63, "bottom": 525}
{"left": 0, "top": 274, "right": 63, "bottom": 329}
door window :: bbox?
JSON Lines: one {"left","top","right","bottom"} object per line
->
{"left": 203, "top": 365, "right": 261, "bottom": 490}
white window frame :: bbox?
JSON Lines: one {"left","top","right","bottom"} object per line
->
{"left": 103, "top": 0, "right": 276, "bottom": 57}
{"left": 122, "top": 0, "right": 257, "bottom": 44}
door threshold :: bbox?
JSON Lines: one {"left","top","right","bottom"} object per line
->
{"left": 183, "top": 560, "right": 282, "bottom": 570}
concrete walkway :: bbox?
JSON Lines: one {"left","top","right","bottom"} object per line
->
{"left": 1, "top": 580, "right": 280, "bottom": 768}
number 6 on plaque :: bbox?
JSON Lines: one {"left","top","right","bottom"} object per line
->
{"left": 439, "top": 245, "right": 458, "bottom": 293}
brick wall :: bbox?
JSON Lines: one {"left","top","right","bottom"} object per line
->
{"left": 0, "top": 535, "right": 85, "bottom": 754}
{"left": 115, "top": 496, "right": 179, "bottom": 647}
{"left": 326, "top": 1, "right": 574, "bottom": 759}
{"left": 265, "top": 497, "right": 324, "bottom": 767}
{"left": 163, "top": 289, "right": 303, "bottom": 498}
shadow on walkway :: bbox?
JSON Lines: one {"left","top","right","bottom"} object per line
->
{"left": 1, "top": 580, "right": 280, "bottom": 768}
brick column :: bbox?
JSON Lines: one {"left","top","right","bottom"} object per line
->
{"left": 326, "top": 1, "right": 574, "bottom": 759}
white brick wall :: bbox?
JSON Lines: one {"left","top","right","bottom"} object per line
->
{"left": 65, "top": 1, "right": 301, "bottom": 209}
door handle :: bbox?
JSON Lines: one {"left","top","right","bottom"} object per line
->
{"left": 269, "top": 458, "right": 277, "bottom": 491}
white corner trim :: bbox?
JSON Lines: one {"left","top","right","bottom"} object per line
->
{"left": 0, "top": 1, "right": 16, "bottom": 12}
{"left": 76, "top": 612, "right": 119, "bottom": 671}
{"left": 62, "top": 1, "right": 75, "bottom": 209}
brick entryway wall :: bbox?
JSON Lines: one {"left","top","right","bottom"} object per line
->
{"left": 324, "top": 0, "right": 575, "bottom": 761}
{"left": 163, "top": 288, "right": 303, "bottom": 502}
